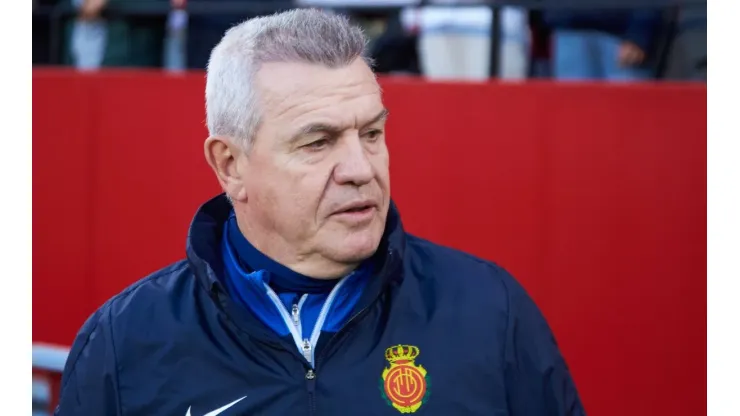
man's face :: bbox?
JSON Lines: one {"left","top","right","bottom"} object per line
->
{"left": 239, "top": 59, "right": 390, "bottom": 272}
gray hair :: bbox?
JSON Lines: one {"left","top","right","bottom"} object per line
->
{"left": 205, "top": 8, "right": 372, "bottom": 149}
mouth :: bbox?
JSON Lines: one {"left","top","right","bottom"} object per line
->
{"left": 332, "top": 201, "right": 378, "bottom": 219}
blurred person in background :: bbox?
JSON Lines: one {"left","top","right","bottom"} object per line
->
{"left": 55, "top": 9, "right": 584, "bottom": 416}
{"left": 70, "top": 0, "right": 108, "bottom": 69}
{"left": 164, "top": 0, "right": 188, "bottom": 71}
{"left": 65, "top": 0, "right": 165, "bottom": 69}
{"left": 411, "top": 2, "right": 497, "bottom": 80}
{"left": 543, "top": 7, "right": 664, "bottom": 81}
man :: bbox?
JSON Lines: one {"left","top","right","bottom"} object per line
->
{"left": 67, "top": 0, "right": 165, "bottom": 69}
{"left": 56, "top": 9, "right": 585, "bottom": 416}
{"left": 543, "top": 8, "right": 664, "bottom": 81}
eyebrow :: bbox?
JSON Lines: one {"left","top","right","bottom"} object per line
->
{"left": 289, "top": 108, "right": 389, "bottom": 145}
{"left": 363, "top": 108, "right": 390, "bottom": 129}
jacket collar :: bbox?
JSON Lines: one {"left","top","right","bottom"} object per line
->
{"left": 185, "top": 194, "right": 406, "bottom": 297}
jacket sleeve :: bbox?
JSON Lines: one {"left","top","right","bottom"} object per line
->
{"left": 503, "top": 278, "right": 585, "bottom": 416}
{"left": 55, "top": 306, "right": 122, "bottom": 416}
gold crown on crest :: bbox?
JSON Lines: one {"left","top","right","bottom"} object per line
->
{"left": 385, "top": 345, "right": 420, "bottom": 363}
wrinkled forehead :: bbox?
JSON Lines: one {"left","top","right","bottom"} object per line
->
{"left": 254, "top": 59, "right": 384, "bottom": 133}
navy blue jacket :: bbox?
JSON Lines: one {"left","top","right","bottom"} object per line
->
{"left": 55, "top": 194, "right": 585, "bottom": 415}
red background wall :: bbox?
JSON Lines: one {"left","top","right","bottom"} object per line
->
{"left": 32, "top": 70, "right": 707, "bottom": 416}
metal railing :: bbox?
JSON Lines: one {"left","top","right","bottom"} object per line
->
{"left": 33, "top": 343, "right": 69, "bottom": 373}
{"left": 32, "top": 0, "right": 706, "bottom": 77}
{"left": 32, "top": 343, "right": 69, "bottom": 415}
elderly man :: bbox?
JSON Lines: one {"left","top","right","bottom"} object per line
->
{"left": 56, "top": 9, "right": 584, "bottom": 416}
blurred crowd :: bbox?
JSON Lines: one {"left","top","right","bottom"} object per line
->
{"left": 32, "top": 0, "right": 706, "bottom": 82}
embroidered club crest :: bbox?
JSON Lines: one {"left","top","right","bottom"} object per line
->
{"left": 379, "top": 345, "right": 430, "bottom": 414}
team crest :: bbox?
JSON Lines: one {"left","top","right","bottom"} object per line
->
{"left": 379, "top": 345, "right": 431, "bottom": 413}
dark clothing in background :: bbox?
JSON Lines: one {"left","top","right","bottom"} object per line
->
{"left": 370, "top": 11, "right": 420, "bottom": 75}
{"left": 663, "top": 5, "right": 706, "bottom": 81}
{"left": 543, "top": 9, "right": 663, "bottom": 55}
{"left": 186, "top": 0, "right": 282, "bottom": 70}
{"left": 187, "top": 15, "right": 248, "bottom": 70}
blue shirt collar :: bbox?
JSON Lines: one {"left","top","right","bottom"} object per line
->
{"left": 226, "top": 213, "right": 339, "bottom": 294}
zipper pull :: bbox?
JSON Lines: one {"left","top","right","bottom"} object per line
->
{"left": 302, "top": 339, "right": 312, "bottom": 364}
{"left": 292, "top": 304, "right": 300, "bottom": 326}
{"left": 305, "top": 369, "right": 316, "bottom": 380}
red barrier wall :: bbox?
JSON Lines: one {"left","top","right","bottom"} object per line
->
{"left": 33, "top": 70, "right": 706, "bottom": 416}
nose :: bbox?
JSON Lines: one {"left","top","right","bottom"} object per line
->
{"left": 332, "top": 134, "right": 374, "bottom": 186}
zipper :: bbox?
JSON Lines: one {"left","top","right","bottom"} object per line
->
{"left": 292, "top": 294, "right": 308, "bottom": 333}
{"left": 216, "top": 248, "right": 396, "bottom": 415}
{"left": 306, "top": 368, "right": 317, "bottom": 416}
{"left": 291, "top": 295, "right": 313, "bottom": 364}
{"left": 264, "top": 288, "right": 309, "bottom": 364}
{"left": 301, "top": 283, "right": 386, "bottom": 416}
{"left": 266, "top": 274, "right": 354, "bottom": 367}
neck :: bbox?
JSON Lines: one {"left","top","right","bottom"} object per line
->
{"left": 234, "top": 211, "right": 358, "bottom": 280}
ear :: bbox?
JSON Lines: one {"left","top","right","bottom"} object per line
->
{"left": 204, "top": 136, "right": 248, "bottom": 202}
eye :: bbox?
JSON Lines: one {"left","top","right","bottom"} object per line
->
{"left": 304, "top": 138, "right": 330, "bottom": 151}
{"left": 364, "top": 129, "right": 383, "bottom": 142}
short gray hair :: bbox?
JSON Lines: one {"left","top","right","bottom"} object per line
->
{"left": 205, "top": 8, "right": 372, "bottom": 149}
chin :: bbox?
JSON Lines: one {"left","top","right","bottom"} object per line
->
{"left": 321, "top": 211, "right": 386, "bottom": 263}
{"left": 331, "top": 229, "right": 383, "bottom": 263}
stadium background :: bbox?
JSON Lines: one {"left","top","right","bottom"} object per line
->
{"left": 32, "top": 1, "right": 707, "bottom": 415}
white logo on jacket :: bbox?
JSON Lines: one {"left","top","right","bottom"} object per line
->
{"left": 185, "top": 396, "right": 247, "bottom": 416}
